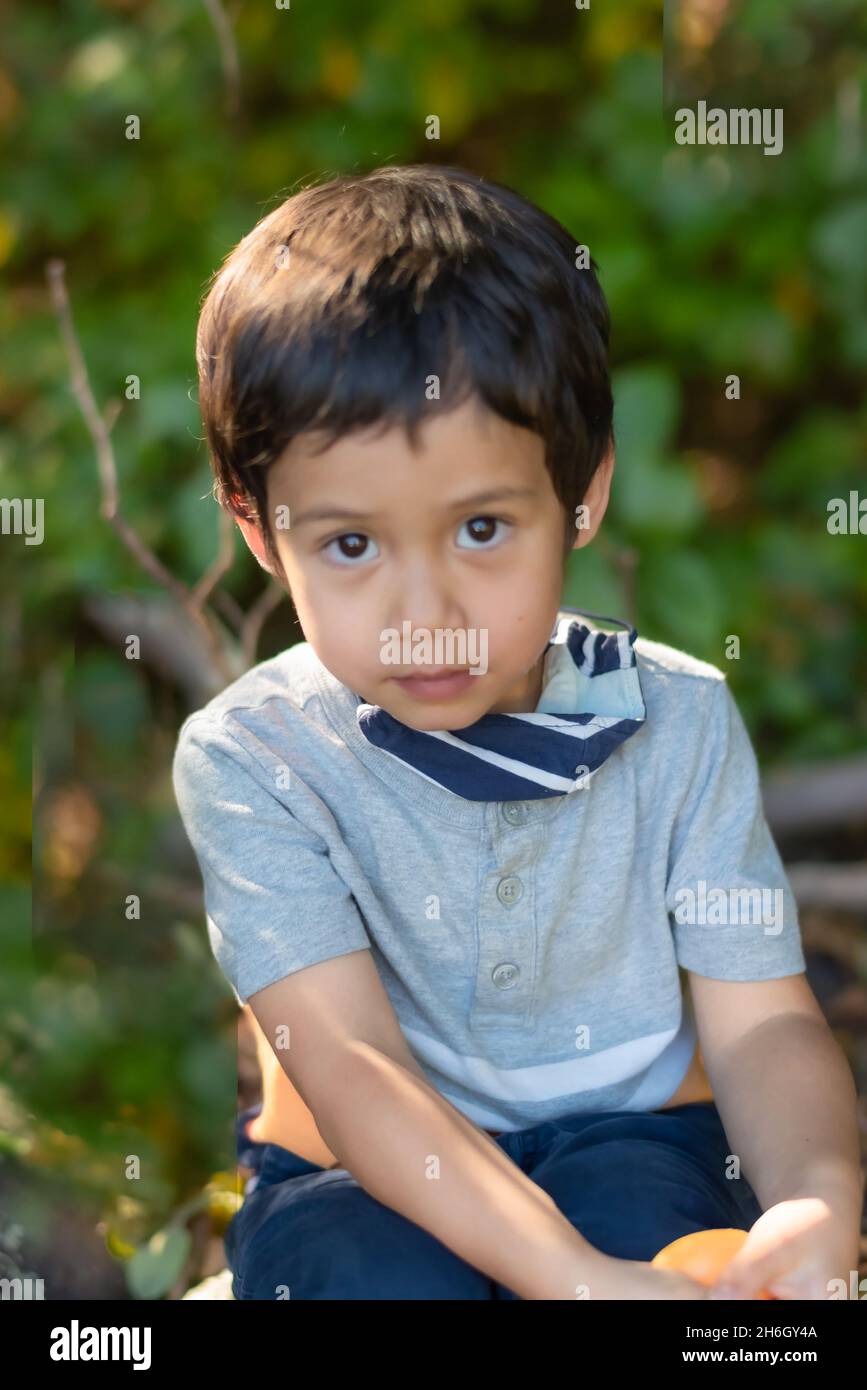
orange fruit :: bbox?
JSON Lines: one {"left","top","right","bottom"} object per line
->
{"left": 651, "top": 1228, "right": 775, "bottom": 1298}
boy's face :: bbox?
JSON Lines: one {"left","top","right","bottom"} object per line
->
{"left": 236, "top": 395, "right": 613, "bottom": 731}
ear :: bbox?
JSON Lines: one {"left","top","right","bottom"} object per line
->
{"left": 571, "top": 440, "right": 615, "bottom": 551}
{"left": 234, "top": 511, "right": 278, "bottom": 575}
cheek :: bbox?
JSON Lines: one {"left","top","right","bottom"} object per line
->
{"left": 485, "top": 606, "right": 550, "bottom": 660}
{"left": 498, "top": 566, "right": 561, "bottom": 624}
{"left": 279, "top": 555, "right": 333, "bottom": 624}
{"left": 273, "top": 542, "right": 303, "bottom": 589}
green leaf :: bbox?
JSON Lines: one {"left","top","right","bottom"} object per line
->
{"left": 126, "top": 1227, "right": 192, "bottom": 1300}
{"left": 812, "top": 201, "right": 867, "bottom": 287}
{"left": 610, "top": 366, "right": 702, "bottom": 533}
{"left": 612, "top": 364, "right": 680, "bottom": 459}
{"left": 562, "top": 541, "right": 628, "bottom": 616}
{"left": 639, "top": 548, "right": 726, "bottom": 656}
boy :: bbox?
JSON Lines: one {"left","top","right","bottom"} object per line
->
{"left": 172, "top": 164, "right": 862, "bottom": 1300}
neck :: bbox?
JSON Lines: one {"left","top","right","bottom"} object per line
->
{"left": 486, "top": 647, "right": 547, "bottom": 715}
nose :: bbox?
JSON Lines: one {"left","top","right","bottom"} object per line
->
{"left": 385, "top": 555, "right": 465, "bottom": 653}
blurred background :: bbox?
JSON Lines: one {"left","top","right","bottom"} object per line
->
{"left": 1, "top": 0, "right": 865, "bottom": 1298}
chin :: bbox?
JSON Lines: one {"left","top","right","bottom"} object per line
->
{"left": 392, "top": 697, "right": 492, "bottom": 730}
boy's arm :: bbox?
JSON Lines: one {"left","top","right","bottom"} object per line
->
{"left": 248, "top": 950, "right": 696, "bottom": 1301}
{"left": 248, "top": 950, "right": 591, "bottom": 1299}
{"left": 689, "top": 971, "right": 863, "bottom": 1215}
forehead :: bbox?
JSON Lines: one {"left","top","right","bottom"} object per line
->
{"left": 268, "top": 396, "right": 548, "bottom": 508}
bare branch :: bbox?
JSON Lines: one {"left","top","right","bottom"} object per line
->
{"left": 82, "top": 593, "right": 230, "bottom": 706}
{"left": 46, "top": 258, "right": 236, "bottom": 685}
{"left": 211, "top": 586, "right": 246, "bottom": 632}
{"left": 48, "top": 258, "right": 298, "bottom": 702}
{"left": 94, "top": 857, "right": 210, "bottom": 918}
{"left": 103, "top": 398, "right": 123, "bottom": 433}
{"left": 787, "top": 862, "right": 867, "bottom": 915}
{"left": 764, "top": 755, "right": 867, "bottom": 835}
{"left": 47, "top": 259, "right": 121, "bottom": 519}
{"left": 190, "top": 506, "right": 237, "bottom": 612}
{"left": 200, "top": 0, "right": 241, "bottom": 116}
{"left": 240, "top": 582, "right": 286, "bottom": 669}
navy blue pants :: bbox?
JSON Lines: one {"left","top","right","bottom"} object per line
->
{"left": 225, "top": 1100, "right": 763, "bottom": 1300}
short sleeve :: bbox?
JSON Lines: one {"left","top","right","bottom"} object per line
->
{"left": 171, "top": 716, "right": 371, "bottom": 1006}
{"left": 664, "top": 678, "right": 806, "bottom": 981}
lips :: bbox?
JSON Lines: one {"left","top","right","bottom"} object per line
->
{"left": 392, "top": 669, "right": 469, "bottom": 680}
{"left": 392, "top": 668, "right": 479, "bottom": 701}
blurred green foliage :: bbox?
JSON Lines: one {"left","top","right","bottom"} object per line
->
{"left": 1, "top": 0, "right": 865, "bottom": 1294}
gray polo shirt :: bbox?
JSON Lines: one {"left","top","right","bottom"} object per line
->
{"left": 171, "top": 619, "right": 806, "bottom": 1131}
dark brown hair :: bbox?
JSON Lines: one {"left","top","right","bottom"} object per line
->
{"left": 195, "top": 163, "right": 614, "bottom": 575}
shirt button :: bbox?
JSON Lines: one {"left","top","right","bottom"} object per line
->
{"left": 496, "top": 875, "right": 524, "bottom": 907}
{"left": 502, "top": 801, "right": 529, "bottom": 824}
{"left": 492, "top": 963, "right": 520, "bottom": 989}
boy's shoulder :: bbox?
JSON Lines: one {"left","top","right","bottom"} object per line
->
{"left": 633, "top": 634, "right": 727, "bottom": 687}
{"left": 174, "top": 639, "right": 324, "bottom": 748}
{"left": 631, "top": 634, "right": 732, "bottom": 744}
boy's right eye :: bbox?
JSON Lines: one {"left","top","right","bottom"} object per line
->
{"left": 322, "top": 533, "right": 380, "bottom": 565}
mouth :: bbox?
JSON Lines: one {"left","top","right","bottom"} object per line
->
{"left": 391, "top": 668, "right": 480, "bottom": 701}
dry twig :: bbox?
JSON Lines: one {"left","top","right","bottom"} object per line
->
{"left": 200, "top": 0, "right": 241, "bottom": 116}
{"left": 46, "top": 258, "right": 284, "bottom": 699}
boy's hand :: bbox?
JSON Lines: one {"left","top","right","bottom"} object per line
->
{"left": 707, "top": 1198, "right": 861, "bottom": 1301}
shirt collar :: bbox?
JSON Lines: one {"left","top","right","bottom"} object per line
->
{"left": 352, "top": 608, "right": 647, "bottom": 802}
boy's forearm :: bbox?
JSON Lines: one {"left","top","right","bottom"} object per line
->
{"left": 314, "top": 1043, "right": 602, "bottom": 1299}
{"left": 707, "top": 1013, "right": 864, "bottom": 1218}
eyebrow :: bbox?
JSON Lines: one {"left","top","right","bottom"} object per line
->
{"left": 291, "top": 486, "right": 540, "bottom": 528}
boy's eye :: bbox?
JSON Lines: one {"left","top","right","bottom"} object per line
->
{"left": 456, "top": 516, "right": 511, "bottom": 548}
{"left": 322, "top": 516, "right": 511, "bottom": 564}
{"left": 323, "top": 533, "right": 380, "bottom": 565}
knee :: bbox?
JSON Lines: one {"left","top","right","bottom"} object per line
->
{"left": 232, "top": 1173, "right": 492, "bottom": 1300}
{"left": 532, "top": 1137, "right": 744, "bottom": 1263}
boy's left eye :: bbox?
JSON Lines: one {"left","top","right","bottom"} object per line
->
{"left": 456, "top": 516, "right": 511, "bottom": 549}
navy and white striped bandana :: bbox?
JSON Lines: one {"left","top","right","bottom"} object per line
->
{"left": 354, "top": 608, "right": 647, "bottom": 802}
